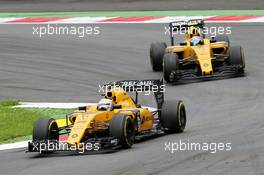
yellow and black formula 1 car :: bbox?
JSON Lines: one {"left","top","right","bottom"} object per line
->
{"left": 150, "top": 19, "right": 245, "bottom": 83}
{"left": 28, "top": 80, "right": 186, "bottom": 153}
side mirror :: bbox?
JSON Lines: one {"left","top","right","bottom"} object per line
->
{"left": 78, "top": 106, "right": 87, "bottom": 111}
{"left": 210, "top": 36, "right": 216, "bottom": 43}
{"left": 136, "top": 104, "right": 141, "bottom": 108}
{"left": 180, "top": 42, "right": 187, "bottom": 46}
{"left": 113, "top": 105, "right": 122, "bottom": 109}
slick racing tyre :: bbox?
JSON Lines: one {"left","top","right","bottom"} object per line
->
{"left": 150, "top": 42, "right": 167, "bottom": 71}
{"left": 229, "top": 45, "right": 245, "bottom": 72}
{"left": 33, "top": 118, "right": 59, "bottom": 141}
{"left": 110, "top": 114, "right": 135, "bottom": 148}
{"left": 32, "top": 118, "right": 59, "bottom": 154}
{"left": 215, "top": 34, "right": 230, "bottom": 46}
{"left": 163, "top": 53, "right": 179, "bottom": 83}
{"left": 160, "top": 100, "right": 186, "bottom": 133}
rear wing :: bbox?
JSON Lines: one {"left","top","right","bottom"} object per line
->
{"left": 113, "top": 79, "right": 162, "bottom": 91}
{"left": 105, "top": 79, "right": 164, "bottom": 110}
{"left": 169, "top": 19, "right": 205, "bottom": 45}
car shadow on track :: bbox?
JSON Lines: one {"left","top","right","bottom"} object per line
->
{"left": 169, "top": 73, "right": 246, "bottom": 86}
{"left": 28, "top": 149, "right": 119, "bottom": 158}
{"left": 27, "top": 134, "right": 166, "bottom": 159}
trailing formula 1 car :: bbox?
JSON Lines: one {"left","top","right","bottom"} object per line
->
{"left": 150, "top": 19, "right": 245, "bottom": 83}
{"left": 28, "top": 79, "right": 186, "bottom": 154}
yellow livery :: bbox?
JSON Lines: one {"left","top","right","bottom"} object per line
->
{"left": 28, "top": 80, "right": 187, "bottom": 153}
{"left": 150, "top": 19, "right": 245, "bottom": 82}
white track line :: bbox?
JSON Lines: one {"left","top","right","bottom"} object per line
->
{"left": 0, "top": 141, "right": 29, "bottom": 151}
{"left": 16, "top": 102, "right": 96, "bottom": 109}
{"left": 51, "top": 17, "right": 111, "bottom": 24}
{"left": 16, "top": 102, "right": 157, "bottom": 111}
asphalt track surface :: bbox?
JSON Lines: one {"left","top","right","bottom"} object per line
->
{"left": 0, "top": 23, "right": 264, "bottom": 175}
{"left": 0, "top": 0, "right": 264, "bottom": 11}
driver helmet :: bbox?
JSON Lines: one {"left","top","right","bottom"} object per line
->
{"left": 191, "top": 36, "right": 203, "bottom": 46}
{"left": 189, "top": 26, "right": 200, "bottom": 37}
{"left": 97, "top": 98, "right": 113, "bottom": 111}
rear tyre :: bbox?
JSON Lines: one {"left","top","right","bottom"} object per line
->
{"left": 215, "top": 34, "right": 230, "bottom": 46}
{"left": 33, "top": 118, "right": 59, "bottom": 141}
{"left": 160, "top": 100, "right": 186, "bottom": 133}
{"left": 229, "top": 45, "right": 245, "bottom": 72}
{"left": 110, "top": 114, "right": 135, "bottom": 148}
{"left": 163, "top": 53, "right": 179, "bottom": 83}
{"left": 150, "top": 42, "right": 167, "bottom": 71}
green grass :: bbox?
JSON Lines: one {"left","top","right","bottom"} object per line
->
{"left": 0, "top": 100, "right": 71, "bottom": 144}
{"left": 0, "top": 10, "right": 263, "bottom": 18}
{"left": 0, "top": 99, "right": 19, "bottom": 107}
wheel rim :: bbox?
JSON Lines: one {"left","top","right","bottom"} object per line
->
{"left": 48, "top": 121, "right": 59, "bottom": 141}
{"left": 178, "top": 103, "right": 186, "bottom": 130}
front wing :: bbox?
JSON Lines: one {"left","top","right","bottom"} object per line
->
{"left": 169, "top": 64, "right": 245, "bottom": 83}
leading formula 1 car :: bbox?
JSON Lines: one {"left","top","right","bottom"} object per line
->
{"left": 150, "top": 19, "right": 245, "bottom": 83}
{"left": 28, "top": 79, "right": 186, "bottom": 153}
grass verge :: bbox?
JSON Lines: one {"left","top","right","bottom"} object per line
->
{"left": 0, "top": 100, "right": 71, "bottom": 144}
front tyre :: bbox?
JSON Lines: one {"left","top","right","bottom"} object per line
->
{"left": 110, "top": 114, "right": 135, "bottom": 148}
{"left": 33, "top": 118, "right": 59, "bottom": 141}
{"left": 161, "top": 100, "right": 186, "bottom": 133}
{"left": 32, "top": 118, "right": 59, "bottom": 154}
{"left": 229, "top": 45, "right": 245, "bottom": 72}
{"left": 150, "top": 42, "right": 167, "bottom": 71}
{"left": 163, "top": 53, "right": 179, "bottom": 83}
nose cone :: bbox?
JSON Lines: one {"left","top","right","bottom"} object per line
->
{"left": 192, "top": 44, "right": 213, "bottom": 75}
{"left": 67, "top": 113, "right": 95, "bottom": 145}
{"left": 199, "top": 59, "right": 213, "bottom": 75}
